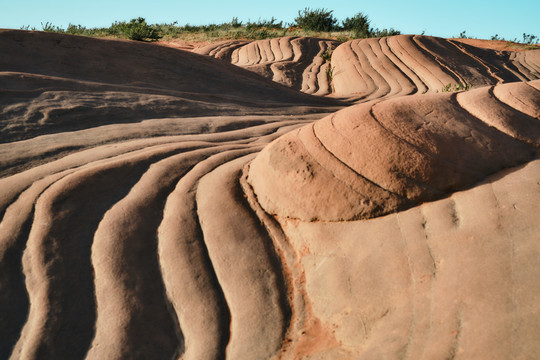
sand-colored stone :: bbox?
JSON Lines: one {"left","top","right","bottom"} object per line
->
{"left": 200, "top": 35, "right": 540, "bottom": 101}
{"left": 196, "top": 37, "right": 339, "bottom": 95}
{"left": 248, "top": 82, "right": 538, "bottom": 221}
{"left": 0, "top": 29, "right": 539, "bottom": 359}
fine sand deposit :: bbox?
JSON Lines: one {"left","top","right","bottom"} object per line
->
{"left": 0, "top": 29, "right": 539, "bottom": 359}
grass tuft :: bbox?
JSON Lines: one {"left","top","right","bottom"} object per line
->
{"left": 441, "top": 83, "right": 473, "bottom": 92}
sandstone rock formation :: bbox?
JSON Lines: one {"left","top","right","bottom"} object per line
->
{"left": 199, "top": 35, "right": 540, "bottom": 100}
{"left": 195, "top": 37, "right": 339, "bottom": 95}
{"left": 0, "top": 29, "right": 539, "bottom": 360}
{"left": 248, "top": 81, "right": 540, "bottom": 221}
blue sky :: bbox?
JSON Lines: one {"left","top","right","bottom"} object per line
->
{"left": 1, "top": 0, "right": 538, "bottom": 41}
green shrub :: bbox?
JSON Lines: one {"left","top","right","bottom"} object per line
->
{"left": 442, "top": 83, "right": 472, "bottom": 92}
{"left": 294, "top": 8, "right": 338, "bottom": 32}
{"left": 342, "top": 12, "right": 371, "bottom": 38}
{"left": 20, "top": 25, "right": 37, "bottom": 31}
{"left": 41, "top": 22, "right": 64, "bottom": 32}
{"left": 372, "top": 28, "right": 401, "bottom": 37}
{"left": 152, "top": 21, "right": 182, "bottom": 37}
{"left": 458, "top": 30, "right": 469, "bottom": 39}
{"left": 326, "top": 64, "right": 335, "bottom": 82}
{"left": 231, "top": 17, "right": 243, "bottom": 28}
{"left": 66, "top": 24, "right": 88, "bottom": 35}
{"left": 112, "top": 17, "right": 162, "bottom": 41}
{"left": 522, "top": 33, "right": 538, "bottom": 45}
{"left": 246, "top": 17, "right": 283, "bottom": 30}
{"left": 320, "top": 49, "right": 332, "bottom": 62}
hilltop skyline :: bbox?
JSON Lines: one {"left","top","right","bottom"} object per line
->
{"left": 2, "top": 0, "right": 539, "bottom": 42}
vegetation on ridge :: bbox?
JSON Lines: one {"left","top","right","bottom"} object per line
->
{"left": 441, "top": 83, "right": 473, "bottom": 92}
{"left": 21, "top": 8, "right": 537, "bottom": 48}
{"left": 457, "top": 30, "right": 539, "bottom": 50}
{"left": 320, "top": 48, "right": 336, "bottom": 85}
{"left": 295, "top": 8, "right": 399, "bottom": 38}
{"left": 21, "top": 8, "right": 400, "bottom": 42}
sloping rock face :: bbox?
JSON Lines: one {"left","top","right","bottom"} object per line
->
{"left": 246, "top": 81, "right": 540, "bottom": 359}
{"left": 200, "top": 35, "right": 540, "bottom": 100}
{"left": 247, "top": 81, "right": 540, "bottom": 221}
{"left": 331, "top": 35, "right": 540, "bottom": 99}
{"left": 0, "top": 30, "right": 539, "bottom": 360}
{"left": 265, "top": 159, "right": 540, "bottom": 359}
{"left": 195, "top": 37, "right": 340, "bottom": 96}
{"left": 0, "top": 30, "right": 340, "bottom": 144}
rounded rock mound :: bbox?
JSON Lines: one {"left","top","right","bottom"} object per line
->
{"left": 247, "top": 80, "right": 540, "bottom": 221}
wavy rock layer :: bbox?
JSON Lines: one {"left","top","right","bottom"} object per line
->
{"left": 195, "top": 37, "right": 340, "bottom": 96}
{"left": 272, "top": 159, "right": 540, "bottom": 359}
{"left": 0, "top": 118, "right": 316, "bottom": 360}
{"left": 248, "top": 80, "right": 540, "bottom": 221}
{"left": 0, "top": 30, "right": 340, "bottom": 144}
{"left": 1, "top": 30, "right": 540, "bottom": 360}
{"left": 199, "top": 35, "right": 540, "bottom": 100}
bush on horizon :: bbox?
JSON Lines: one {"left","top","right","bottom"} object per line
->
{"left": 294, "top": 8, "right": 338, "bottom": 32}
{"left": 372, "top": 28, "right": 401, "bottom": 37}
{"left": 20, "top": 12, "right": 538, "bottom": 46}
{"left": 111, "top": 17, "right": 162, "bottom": 41}
{"left": 19, "top": 10, "right": 424, "bottom": 43}
{"left": 341, "top": 12, "right": 371, "bottom": 38}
